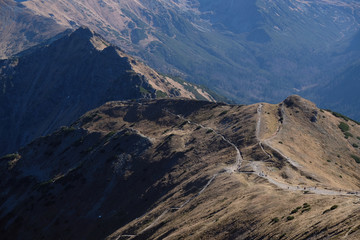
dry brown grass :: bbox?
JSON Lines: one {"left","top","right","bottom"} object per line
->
{"left": 2, "top": 97, "right": 360, "bottom": 239}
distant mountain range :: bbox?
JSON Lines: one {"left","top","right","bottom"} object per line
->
{"left": 1, "top": 0, "right": 359, "bottom": 119}
{"left": 0, "top": 0, "right": 359, "bottom": 147}
{"left": 0, "top": 27, "right": 216, "bottom": 155}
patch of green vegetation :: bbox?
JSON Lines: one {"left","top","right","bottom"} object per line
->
{"left": 156, "top": 90, "right": 168, "bottom": 98}
{"left": 353, "top": 143, "right": 359, "bottom": 148}
{"left": 290, "top": 207, "right": 300, "bottom": 214}
{"left": 323, "top": 205, "right": 338, "bottom": 214}
{"left": 219, "top": 110, "right": 228, "bottom": 116}
{"left": 0, "top": 153, "right": 20, "bottom": 161}
{"left": 357, "top": 137, "right": 360, "bottom": 141}
{"left": 327, "top": 110, "right": 360, "bottom": 125}
{"left": 271, "top": 217, "right": 279, "bottom": 223}
{"left": 166, "top": 75, "right": 207, "bottom": 100}
{"left": 278, "top": 141, "right": 283, "bottom": 144}
{"left": 61, "top": 126, "right": 76, "bottom": 135}
{"left": 195, "top": 126, "right": 202, "bottom": 130}
{"left": 339, "top": 122, "right": 350, "bottom": 132}
{"left": 301, "top": 207, "right": 311, "bottom": 213}
{"left": 322, "top": 209, "right": 331, "bottom": 214}
{"left": 344, "top": 132, "right": 353, "bottom": 138}
{"left": 287, "top": 215, "right": 294, "bottom": 221}
{"left": 338, "top": 122, "right": 355, "bottom": 138}
{"left": 105, "top": 131, "right": 116, "bottom": 139}
{"left": 327, "top": 159, "right": 331, "bottom": 162}
{"left": 206, "top": 129, "right": 214, "bottom": 134}
{"left": 301, "top": 203, "right": 311, "bottom": 213}
{"left": 163, "top": 74, "right": 230, "bottom": 102}
{"left": 351, "top": 155, "right": 360, "bottom": 164}
{"left": 139, "top": 86, "right": 150, "bottom": 95}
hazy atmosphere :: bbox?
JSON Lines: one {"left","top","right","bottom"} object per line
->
{"left": 1, "top": 1, "right": 360, "bottom": 239}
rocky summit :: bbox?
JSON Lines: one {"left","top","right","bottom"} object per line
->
{"left": 1, "top": 96, "right": 360, "bottom": 239}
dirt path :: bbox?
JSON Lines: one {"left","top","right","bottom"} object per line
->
{"left": 255, "top": 104, "right": 360, "bottom": 197}
{"left": 116, "top": 110, "right": 244, "bottom": 239}
{"left": 169, "top": 111, "right": 243, "bottom": 173}
{"left": 115, "top": 105, "right": 360, "bottom": 239}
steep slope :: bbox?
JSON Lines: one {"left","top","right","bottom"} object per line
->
{"left": 0, "top": 0, "right": 66, "bottom": 59}
{"left": 1, "top": 96, "right": 360, "bottom": 239}
{"left": 0, "top": 27, "right": 215, "bottom": 155}
{"left": 313, "top": 61, "right": 360, "bottom": 120}
{"left": 2, "top": 0, "right": 360, "bottom": 115}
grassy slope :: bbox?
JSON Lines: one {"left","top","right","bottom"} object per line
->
{"left": 2, "top": 97, "right": 360, "bottom": 239}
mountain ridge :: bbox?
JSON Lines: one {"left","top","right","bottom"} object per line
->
{"left": 1, "top": 95, "right": 360, "bottom": 239}
{"left": 1, "top": 0, "right": 360, "bottom": 119}
{"left": 0, "top": 27, "right": 216, "bottom": 155}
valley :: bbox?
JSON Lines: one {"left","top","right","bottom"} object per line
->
{"left": 0, "top": 1, "right": 360, "bottom": 239}
{"left": 1, "top": 0, "right": 359, "bottom": 118}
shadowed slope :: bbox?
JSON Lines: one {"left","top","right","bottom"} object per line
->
{"left": 1, "top": 97, "right": 360, "bottom": 239}
{"left": 0, "top": 27, "right": 215, "bottom": 155}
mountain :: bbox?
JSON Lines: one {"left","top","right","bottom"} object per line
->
{"left": 1, "top": 96, "right": 360, "bottom": 239}
{"left": 0, "top": 0, "right": 66, "bottom": 59}
{"left": 313, "top": 61, "right": 360, "bottom": 120}
{"left": 0, "top": 27, "right": 216, "bottom": 156}
{"left": 1, "top": 0, "right": 360, "bottom": 119}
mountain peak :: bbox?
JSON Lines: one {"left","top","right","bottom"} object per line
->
{"left": 0, "top": 29, "right": 216, "bottom": 155}
{"left": 71, "top": 26, "right": 94, "bottom": 38}
{"left": 283, "top": 95, "right": 316, "bottom": 109}
{"left": 64, "top": 26, "right": 110, "bottom": 51}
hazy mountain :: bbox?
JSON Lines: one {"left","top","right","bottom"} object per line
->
{"left": 0, "top": 27, "right": 216, "bottom": 156}
{"left": 1, "top": 0, "right": 359, "bottom": 118}
{"left": 302, "top": 59, "right": 360, "bottom": 120}
{"left": 0, "top": 0, "right": 66, "bottom": 58}
{"left": 1, "top": 96, "right": 360, "bottom": 239}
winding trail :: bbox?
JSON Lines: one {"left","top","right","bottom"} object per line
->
{"left": 168, "top": 111, "right": 243, "bottom": 173}
{"left": 116, "top": 105, "right": 360, "bottom": 239}
{"left": 255, "top": 104, "right": 360, "bottom": 197}
{"left": 257, "top": 104, "right": 301, "bottom": 168}
{"left": 117, "top": 110, "right": 243, "bottom": 239}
